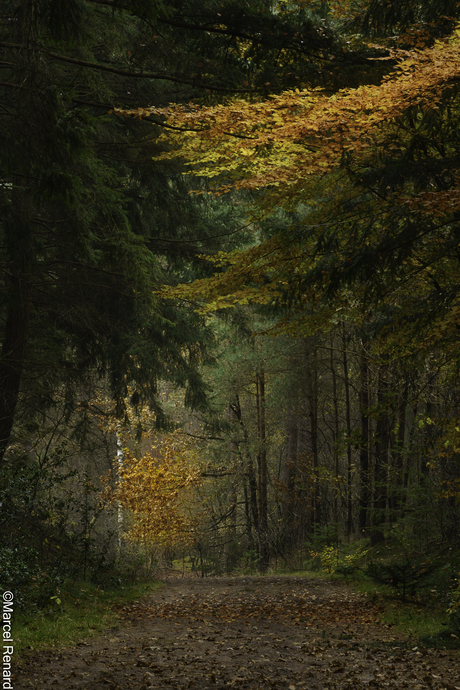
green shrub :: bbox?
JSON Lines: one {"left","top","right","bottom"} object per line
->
{"left": 310, "top": 543, "right": 369, "bottom": 575}
{"left": 365, "top": 557, "right": 440, "bottom": 602}
{"left": 0, "top": 546, "right": 66, "bottom": 611}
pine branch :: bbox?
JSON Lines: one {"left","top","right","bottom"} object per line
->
{"left": 0, "top": 41, "right": 264, "bottom": 93}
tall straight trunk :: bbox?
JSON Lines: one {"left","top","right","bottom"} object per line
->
{"left": 371, "top": 361, "right": 390, "bottom": 545}
{"left": 420, "top": 400, "right": 434, "bottom": 482}
{"left": 342, "top": 325, "right": 353, "bottom": 536}
{"left": 358, "top": 339, "right": 370, "bottom": 534}
{"left": 330, "top": 336, "right": 340, "bottom": 530}
{"left": 224, "top": 483, "right": 238, "bottom": 574}
{"left": 389, "top": 382, "right": 408, "bottom": 516}
{"left": 225, "top": 404, "right": 239, "bottom": 574}
{"left": 402, "top": 403, "right": 418, "bottom": 507}
{"left": 247, "top": 457, "right": 259, "bottom": 549}
{"left": 0, "top": 296, "right": 31, "bottom": 457}
{"left": 283, "top": 406, "right": 299, "bottom": 549}
{"left": 243, "top": 482, "right": 256, "bottom": 559}
{"left": 307, "top": 344, "right": 319, "bottom": 532}
{"left": 0, "top": 182, "right": 33, "bottom": 462}
{"left": 256, "top": 368, "right": 269, "bottom": 573}
{"left": 230, "top": 396, "right": 259, "bottom": 553}
{"left": 116, "top": 427, "right": 124, "bottom": 550}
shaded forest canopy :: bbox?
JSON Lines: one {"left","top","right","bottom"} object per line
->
{"left": 1, "top": 0, "right": 460, "bottom": 636}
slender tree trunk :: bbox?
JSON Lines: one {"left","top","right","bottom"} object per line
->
{"left": 230, "top": 395, "right": 259, "bottom": 557}
{"left": 256, "top": 368, "right": 269, "bottom": 573}
{"left": 371, "top": 361, "right": 390, "bottom": 545}
{"left": 248, "top": 457, "right": 259, "bottom": 548}
{"left": 390, "top": 381, "right": 408, "bottom": 517}
{"left": 358, "top": 339, "right": 370, "bottom": 535}
{"left": 116, "top": 427, "right": 124, "bottom": 550}
{"left": 307, "top": 344, "right": 319, "bottom": 533}
{"left": 225, "top": 403, "right": 239, "bottom": 574}
{"left": 225, "top": 483, "right": 238, "bottom": 574}
{"left": 283, "top": 406, "right": 298, "bottom": 550}
{"left": 330, "top": 336, "right": 341, "bottom": 531}
{"left": 421, "top": 399, "right": 434, "bottom": 482}
{"left": 243, "top": 482, "right": 255, "bottom": 559}
{"left": 0, "top": 299, "right": 31, "bottom": 456}
{"left": 402, "top": 403, "right": 418, "bottom": 508}
{"left": 342, "top": 325, "right": 353, "bottom": 536}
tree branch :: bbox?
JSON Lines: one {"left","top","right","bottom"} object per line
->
{"left": 86, "top": 0, "right": 273, "bottom": 41}
{"left": 48, "top": 50, "right": 262, "bottom": 93}
{"left": 201, "top": 471, "right": 235, "bottom": 477}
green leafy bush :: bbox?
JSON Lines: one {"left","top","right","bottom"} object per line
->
{"left": 0, "top": 447, "right": 118, "bottom": 609}
{"left": 310, "top": 543, "right": 369, "bottom": 575}
{"left": 0, "top": 546, "right": 66, "bottom": 610}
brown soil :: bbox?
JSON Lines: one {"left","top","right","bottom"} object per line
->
{"left": 15, "top": 575, "right": 460, "bottom": 689}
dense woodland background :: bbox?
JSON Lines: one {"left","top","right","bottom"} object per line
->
{"left": 1, "top": 0, "right": 460, "bottom": 635}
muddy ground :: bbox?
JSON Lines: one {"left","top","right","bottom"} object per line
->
{"left": 15, "top": 575, "right": 460, "bottom": 689}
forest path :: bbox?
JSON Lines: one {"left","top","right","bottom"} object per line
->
{"left": 16, "top": 575, "right": 460, "bottom": 689}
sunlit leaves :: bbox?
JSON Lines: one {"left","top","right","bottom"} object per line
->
{"left": 109, "top": 435, "right": 202, "bottom": 547}
{"left": 116, "top": 30, "right": 460, "bottom": 206}
{"left": 91, "top": 393, "right": 203, "bottom": 547}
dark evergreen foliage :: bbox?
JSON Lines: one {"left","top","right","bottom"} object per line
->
{"left": 366, "top": 557, "right": 441, "bottom": 601}
{"left": 0, "top": 0, "right": 272, "bottom": 459}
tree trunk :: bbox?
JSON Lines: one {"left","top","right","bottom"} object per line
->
{"left": 342, "top": 325, "right": 353, "bottom": 537}
{"left": 231, "top": 395, "right": 259, "bottom": 555}
{"left": 225, "top": 403, "right": 239, "bottom": 574}
{"left": 330, "top": 336, "right": 341, "bottom": 532}
{"left": 243, "top": 481, "right": 256, "bottom": 560}
{"left": 371, "top": 362, "right": 390, "bottom": 545}
{"left": 0, "top": 182, "right": 33, "bottom": 462}
{"left": 282, "top": 406, "right": 299, "bottom": 550}
{"left": 402, "top": 403, "right": 418, "bottom": 508}
{"left": 307, "top": 344, "right": 320, "bottom": 533}
{"left": 389, "top": 381, "right": 408, "bottom": 517}
{"left": 256, "top": 368, "right": 269, "bottom": 573}
{"left": 358, "top": 339, "right": 370, "bottom": 535}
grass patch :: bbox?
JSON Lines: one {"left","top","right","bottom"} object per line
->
{"left": 381, "top": 598, "right": 447, "bottom": 640}
{"left": 13, "top": 579, "right": 163, "bottom": 661}
{"left": 348, "top": 572, "right": 458, "bottom": 648}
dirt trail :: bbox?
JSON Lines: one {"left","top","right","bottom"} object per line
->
{"left": 16, "top": 576, "right": 460, "bottom": 689}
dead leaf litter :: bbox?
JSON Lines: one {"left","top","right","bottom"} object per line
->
{"left": 15, "top": 576, "right": 460, "bottom": 689}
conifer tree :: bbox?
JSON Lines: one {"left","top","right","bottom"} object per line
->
{"left": 1, "top": 0, "right": 329, "bottom": 462}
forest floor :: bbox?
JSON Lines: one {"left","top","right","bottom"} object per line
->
{"left": 15, "top": 575, "right": 460, "bottom": 690}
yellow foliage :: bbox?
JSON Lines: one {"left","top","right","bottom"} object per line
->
{"left": 114, "top": 24, "right": 460, "bottom": 349}
{"left": 107, "top": 434, "right": 202, "bottom": 547}
{"left": 87, "top": 392, "right": 203, "bottom": 547}
{"left": 115, "top": 30, "right": 460, "bottom": 204}
{"left": 310, "top": 544, "right": 369, "bottom": 574}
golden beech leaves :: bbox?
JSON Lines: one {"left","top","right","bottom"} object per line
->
{"left": 401, "top": 189, "right": 460, "bottom": 217}
{"left": 91, "top": 393, "right": 203, "bottom": 547}
{"left": 107, "top": 435, "right": 202, "bottom": 547}
{"left": 115, "top": 30, "right": 460, "bottom": 204}
{"left": 157, "top": 234, "right": 298, "bottom": 313}
{"left": 116, "top": 26, "right": 460, "bottom": 332}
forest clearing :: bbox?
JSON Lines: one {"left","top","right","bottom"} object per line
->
{"left": 15, "top": 575, "right": 460, "bottom": 690}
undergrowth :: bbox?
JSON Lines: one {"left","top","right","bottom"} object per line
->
{"left": 334, "top": 541, "right": 460, "bottom": 650}
{"left": 12, "top": 579, "right": 162, "bottom": 662}
{"left": 269, "top": 534, "right": 460, "bottom": 650}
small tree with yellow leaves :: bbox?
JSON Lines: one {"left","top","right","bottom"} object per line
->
{"left": 89, "top": 391, "right": 203, "bottom": 551}
{"left": 105, "top": 433, "right": 202, "bottom": 548}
